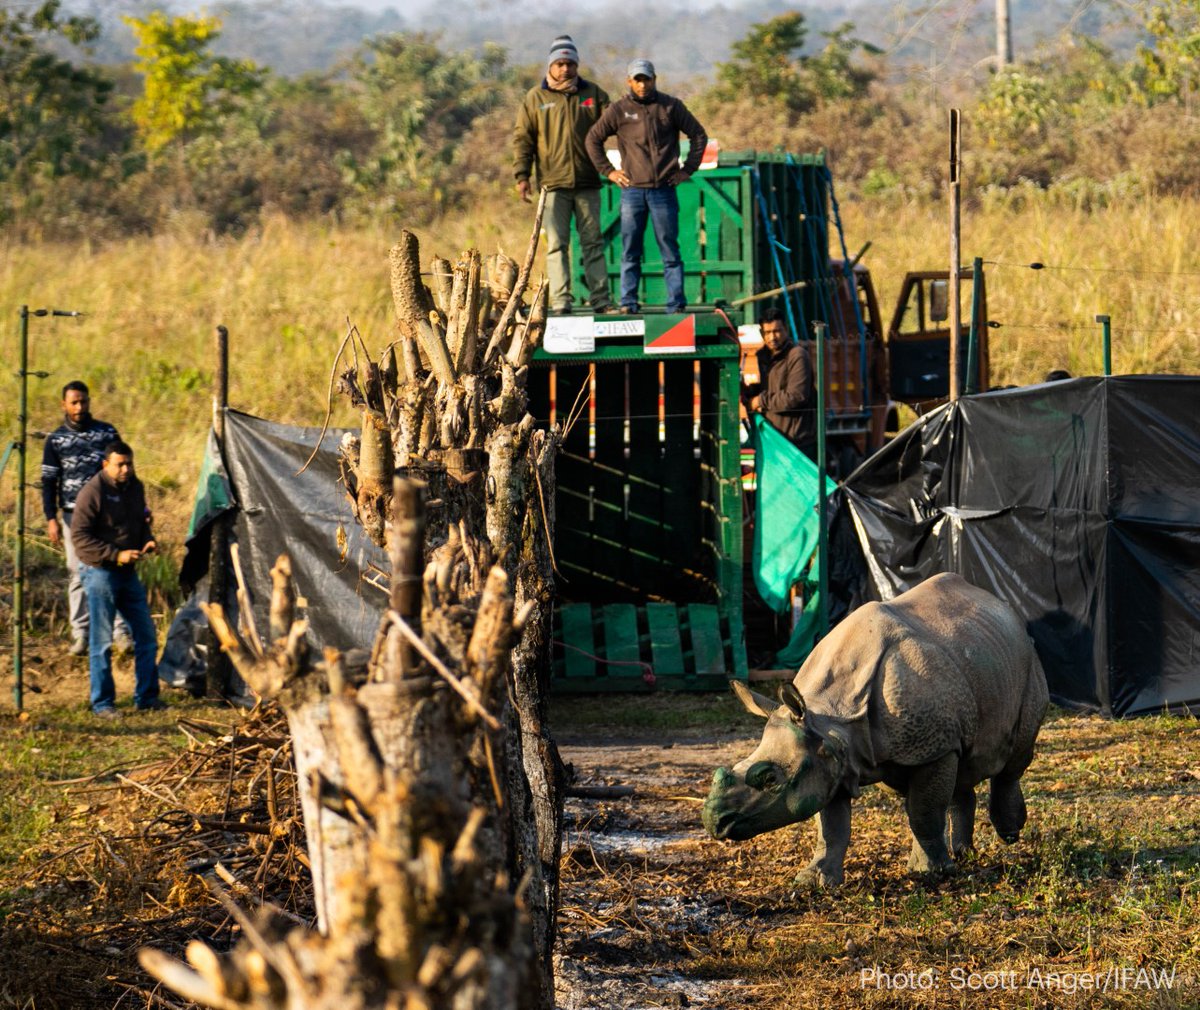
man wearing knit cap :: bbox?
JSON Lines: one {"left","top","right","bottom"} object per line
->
{"left": 513, "top": 34, "right": 615, "bottom": 314}
{"left": 585, "top": 59, "right": 707, "bottom": 314}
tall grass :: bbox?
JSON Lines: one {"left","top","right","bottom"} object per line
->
{"left": 841, "top": 196, "right": 1200, "bottom": 384}
{"left": 2, "top": 197, "right": 1198, "bottom": 556}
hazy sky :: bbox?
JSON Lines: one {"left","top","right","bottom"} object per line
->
{"left": 340, "top": 0, "right": 748, "bottom": 12}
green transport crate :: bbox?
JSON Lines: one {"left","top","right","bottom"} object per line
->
{"left": 571, "top": 149, "right": 835, "bottom": 327}
{"left": 529, "top": 315, "right": 747, "bottom": 691}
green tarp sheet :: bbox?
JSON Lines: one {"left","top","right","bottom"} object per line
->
{"left": 749, "top": 413, "right": 836, "bottom": 666}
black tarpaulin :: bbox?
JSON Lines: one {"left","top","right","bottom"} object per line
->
{"left": 842, "top": 375, "right": 1200, "bottom": 717}
{"left": 169, "top": 409, "right": 388, "bottom": 665}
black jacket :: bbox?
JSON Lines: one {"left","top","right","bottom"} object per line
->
{"left": 71, "top": 470, "right": 152, "bottom": 568}
{"left": 586, "top": 90, "right": 707, "bottom": 188}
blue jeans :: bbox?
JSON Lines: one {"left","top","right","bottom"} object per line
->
{"left": 79, "top": 563, "right": 160, "bottom": 711}
{"left": 619, "top": 186, "right": 685, "bottom": 312}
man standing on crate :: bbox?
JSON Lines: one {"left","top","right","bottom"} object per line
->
{"left": 42, "top": 381, "right": 132, "bottom": 656}
{"left": 513, "top": 34, "right": 615, "bottom": 315}
{"left": 70, "top": 440, "right": 164, "bottom": 718}
{"left": 742, "top": 307, "right": 817, "bottom": 460}
{"left": 585, "top": 58, "right": 707, "bottom": 315}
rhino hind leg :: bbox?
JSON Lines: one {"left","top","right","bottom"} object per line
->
{"left": 904, "top": 753, "right": 957, "bottom": 874}
{"left": 988, "top": 753, "right": 1033, "bottom": 843}
{"left": 948, "top": 784, "right": 977, "bottom": 857}
{"left": 796, "top": 792, "right": 851, "bottom": 887}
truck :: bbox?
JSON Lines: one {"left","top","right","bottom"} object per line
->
{"left": 528, "top": 149, "right": 989, "bottom": 689}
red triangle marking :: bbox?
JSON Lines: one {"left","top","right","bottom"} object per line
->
{"left": 645, "top": 315, "right": 696, "bottom": 352}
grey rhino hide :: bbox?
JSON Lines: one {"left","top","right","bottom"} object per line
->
{"left": 702, "top": 573, "right": 1049, "bottom": 884}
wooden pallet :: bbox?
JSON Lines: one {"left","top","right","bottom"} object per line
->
{"left": 553, "top": 601, "right": 734, "bottom": 692}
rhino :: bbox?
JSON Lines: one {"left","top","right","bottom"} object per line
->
{"left": 702, "top": 573, "right": 1049, "bottom": 885}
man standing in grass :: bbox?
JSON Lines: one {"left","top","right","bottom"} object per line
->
{"left": 70, "top": 440, "right": 164, "bottom": 718}
{"left": 585, "top": 58, "right": 707, "bottom": 314}
{"left": 513, "top": 34, "right": 614, "bottom": 315}
{"left": 41, "top": 381, "right": 131, "bottom": 656}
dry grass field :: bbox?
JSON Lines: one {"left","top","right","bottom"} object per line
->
{"left": 2, "top": 196, "right": 1199, "bottom": 555}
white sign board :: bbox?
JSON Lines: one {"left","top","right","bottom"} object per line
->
{"left": 544, "top": 316, "right": 596, "bottom": 354}
{"left": 594, "top": 319, "right": 646, "bottom": 337}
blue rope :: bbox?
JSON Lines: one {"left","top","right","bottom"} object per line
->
{"left": 751, "top": 166, "right": 804, "bottom": 340}
{"left": 764, "top": 164, "right": 812, "bottom": 342}
{"left": 787, "top": 157, "right": 838, "bottom": 341}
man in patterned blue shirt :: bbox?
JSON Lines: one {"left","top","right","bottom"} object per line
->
{"left": 42, "top": 381, "right": 130, "bottom": 655}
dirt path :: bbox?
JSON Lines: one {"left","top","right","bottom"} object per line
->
{"left": 555, "top": 730, "right": 760, "bottom": 1009}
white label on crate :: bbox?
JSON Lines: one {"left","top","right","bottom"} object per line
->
{"left": 594, "top": 319, "right": 645, "bottom": 337}
{"left": 544, "top": 316, "right": 596, "bottom": 353}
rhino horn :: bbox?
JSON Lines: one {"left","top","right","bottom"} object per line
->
{"left": 730, "top": 680, "right": 779, "bottom": 719}
{"left": 777, "top": 681, "right": 807, "bottom": 723}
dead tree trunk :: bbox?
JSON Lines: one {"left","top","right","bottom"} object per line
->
{"left": 142, "top": 481, "right": 536, "bottom": 1008}
{"left": 334, "top": 220, "right": 562, "bottom": 996}
{"left": 142, "top": 218, "right": 563, "bottom": 1009}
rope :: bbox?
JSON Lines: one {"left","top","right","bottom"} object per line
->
{"left": 985, "top": 259, "right": 1200, "bottom": 278}
{"left": 553, "top": 639, "right": 656, "bottom": 685}
{"left": 750, "top": 167, "right": 805, "bottom": 339}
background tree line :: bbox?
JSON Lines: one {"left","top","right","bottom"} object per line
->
{"left": 4, "top": 0, "right": 1200, "bottom": 240}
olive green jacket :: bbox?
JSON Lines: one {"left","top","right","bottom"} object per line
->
{"left": 513, "top": 78, "right": 609, "bottom": 191}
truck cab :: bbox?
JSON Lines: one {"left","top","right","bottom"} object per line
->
{"left": 888, "top": 271, "right": 990, "bottom": 410}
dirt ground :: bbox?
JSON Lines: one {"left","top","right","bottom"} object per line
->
{"left": 551, "top": 703, "right": 1200, "bottom": 1010}
{"left": 4, "top": 643, "right": 1198, "bottom": 1009}
{"left": 556, "top": 726, "right": 754, "bottom": 1009}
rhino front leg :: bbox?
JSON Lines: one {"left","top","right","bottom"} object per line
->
{"left": 904, "top": 753, "right": 957, "bottom": 873}
{"left": 796, "top": 792, "right": 851, "bottom": 887}
{"left": 948, "top": 783, "right": 977, "bottom": 857}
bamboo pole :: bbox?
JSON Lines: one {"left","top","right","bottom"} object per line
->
{"left": 207, "top": 325, "right": 233, "bottom": 698}
{"left": 13, "top": 307, "right": 28, "bottom": 711}
{"left": 813, "top": 321, "right": 829, "bottom": 641}
{"left": 948, "top": 109, "right": 962, "bottom": 402}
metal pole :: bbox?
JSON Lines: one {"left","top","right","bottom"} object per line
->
{"left": 1096, "top": 314, "right": 1112, "bottom": 376}
{"left": 13, "top": 307, "right": 29, "bottom": 710}
{"left": 966, "top": 257, "right": 983, "bottom": 395}
{"left": 214, "top": 324, "right": 229, "bottom": 441}
{"left": 948, "top": 109, "right": 962, "bottom": 403}
{"left": 813, "top": 321, "right": 829, "bottom": 641}
{"left": 206, "top": 325, "right": 232, "bottom": 698}
{"left": 996, "top": 0, "right": 1013, "bottom": 68}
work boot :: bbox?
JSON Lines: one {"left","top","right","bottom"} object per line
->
{"left": 69, "top": 638, "right": 87, "bottom": 657}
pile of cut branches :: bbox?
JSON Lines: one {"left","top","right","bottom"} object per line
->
{"left": 0, "top": 704, "right": 311, "bottom": 1010}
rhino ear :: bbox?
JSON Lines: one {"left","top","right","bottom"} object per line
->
{"left": 777, "top": 682, "right": 807, "bottom": 723}
{"left": 730, "top": 680, "right": 778, "bottom": 719}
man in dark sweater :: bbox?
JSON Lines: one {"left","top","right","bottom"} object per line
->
{"left": 41, "top": 380, "right": 130, "bottom": 655}
{"left": 71, "top": 440, "right": 164, "bottom": 717}
{"left": 742, "top": 307, "right": 817, "bottom": 460}
{"left": 585, "top": 58, "right": 707, "bottom": 314}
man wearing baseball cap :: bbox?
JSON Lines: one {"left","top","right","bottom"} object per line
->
{"left": 585, "top": 58, "right": 707, "bottom": 314}
{"left": 513, "top": 34, "right": 615, "bottom": 314}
